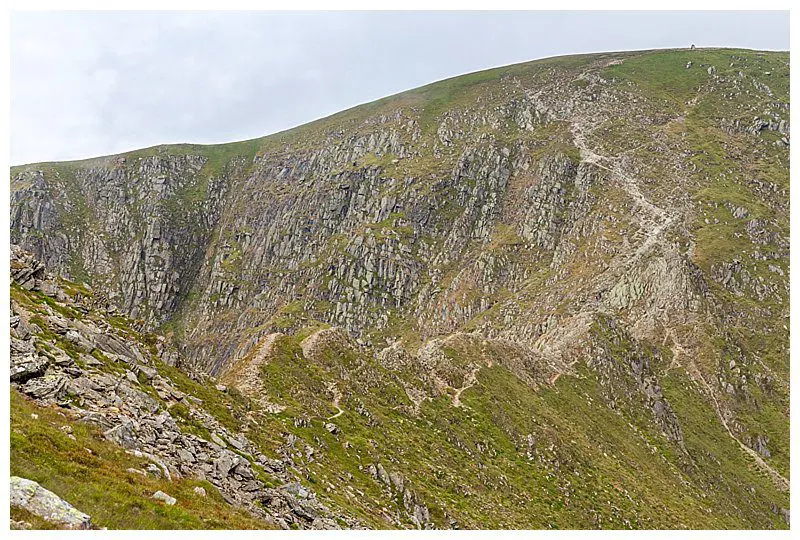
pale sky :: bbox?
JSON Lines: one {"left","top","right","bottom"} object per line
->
{"left": 10, "top": 11, "right": 789, "bottom": 165}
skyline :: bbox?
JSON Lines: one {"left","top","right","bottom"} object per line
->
{"left": 11, "top": 10, "right": 789, "bottom": 165}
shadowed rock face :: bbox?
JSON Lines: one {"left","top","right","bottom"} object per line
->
{"left": 10, "top": 48, "right": 790, "bottom": 529}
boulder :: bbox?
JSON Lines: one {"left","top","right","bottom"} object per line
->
{"left": 10, "top": 336, "right": 35, "bottom": 355}
{"left": 64, "top": 330, "right": 95, "bottom": 353}
{"left": 176, "top": 448, "right": 196, "bottom": 463}
{"left": 210, "top": 432, "right": 227, "bottom": 447}
{"left": 137, "top": 364, "right": 158, "bottom": 381}
{"left": 214, "top": 451, "right": 240, "bottom": 478}
{"left": 10, "top": 476, "right": 92, "bottom": 529}
{"left": 104, "top": 420, "right": 139, "bottom": 450}
{"left": 21, "top": 374, "right": 68, "bottom": 401}
{"left": 151, "top": 490, "right": 177, "bottom": 506}
{"left": 10, "top": 353, "right": 48, "bottom": 383}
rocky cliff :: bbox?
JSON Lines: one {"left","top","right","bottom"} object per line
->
{"left": 10, "top": 48, "right": 790, "bottom": 529}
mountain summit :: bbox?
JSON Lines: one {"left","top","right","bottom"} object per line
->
{"left": 10, "top": 48, "right": 789, "bottom": 529}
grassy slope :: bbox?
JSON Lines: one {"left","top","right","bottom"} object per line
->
{"left": 598, "top": 48, "right": 790, "bottom": 480}
{"left": 10, "top": 263, "right": 789, "bottom": 529}
{"left": 11, "top": 390, "right": 273, "bottom": 530}
{"left": 216, "top": 328, "right": 787, "bottom": 529}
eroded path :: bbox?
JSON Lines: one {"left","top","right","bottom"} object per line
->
{"left": 666, "top": 330, "right": 789, "bottom": 492}
{"left": 452, "top": 366, "right": 481, "bottom": 408}
{"left": 326, "top": 382, "right": 345, "bottom": 420}
{"left": 225, "top": 332, "right": 282, "bottom": 397}
{"left": 570, "top": 122, "right": 788, "bottom": 492}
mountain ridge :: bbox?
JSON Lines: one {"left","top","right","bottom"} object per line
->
{"left": 12, "top": 46, "right": 779, "bottom": 170}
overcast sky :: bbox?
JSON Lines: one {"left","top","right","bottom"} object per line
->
{"left": 10, "top": 10, "right": 789, "bottom": 165}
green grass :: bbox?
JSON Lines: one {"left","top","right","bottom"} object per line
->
{"left": 227, "top": 324, "right": 789, "bottom": 529}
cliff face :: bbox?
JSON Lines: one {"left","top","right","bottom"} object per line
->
{"left": 10, "top": 48, "right": 790, "bottom": 528}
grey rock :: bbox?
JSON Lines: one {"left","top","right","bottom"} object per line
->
{"left": 78, "top": 412, "right": 116, "bottom": 430}
{"left": 176, "top": 448, "right": 196, "bottom": 463}
{"left": 21, "top": 374, "right": 68, "bottom": 401}
{"left": 214, "top": 451, "right": 240, "bottom": 478}
{"left": 281, "top": 482, "right": 311, "bottom": 500}
{"left": 64, "top": 330, "right": 95, "bottom": 353}
{"left": 227, "top": 434, "right": 247, "bottom": 451}
{"left": 104, "top": 420, "right": 139, "bottom": 450}
{"left": 10, "top": 353, "right": 48, "bottom": 383}
{"left": 145, "top": 464, "right": 163, "bottom": 478}
{"left": 151, "top": 490, "right": 177, "bottom": 506}
{"left": 753, "top": 434, "right": 771, "bottom": 458}
{"left": 10, "top": 476, "right": 92, "bottom": 529}
{"left": 137, "top": 364, "right": 158, "bottom": 381}
{"left": 210, "top": 433, "right": 227, "bottom": 447}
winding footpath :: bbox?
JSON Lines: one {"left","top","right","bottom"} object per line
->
{"left": 573, "top": 121, "right": 789, "bottom": 493}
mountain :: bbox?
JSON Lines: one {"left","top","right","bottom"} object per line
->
{"left": 9, "top": 47, "right": 790, "bottom": 529}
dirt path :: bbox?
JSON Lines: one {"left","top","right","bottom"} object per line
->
{"left": 572, "top": 122, "right": 673, "bottom": 225}
{"left": 665, "top": 330, "right": 789, "bottom": 492}
{"left": 698, "top": 367, "right": 789, "bottom": 491}
{"left": 514, "top": 74, "right": 787, "bottom": 494}
{"left": 452, "top": 366, "right": 481, "bottom": 408}
{"left": 570, "top": 121, "right": 682, "bottom": 299}
{"left": 225, "top": 332, "right": 282, "bottom": 396}
{"left": 326, "top": 382, "right": 344, "bottom": 420}
{"left": 300, "top": 327, "right": 328, "bottom": 358}
{"left": 570, "top": 123, "right": 789, "bottom": 491}
{"left": 298, "top": 329, "right": 348, "bottom": 420}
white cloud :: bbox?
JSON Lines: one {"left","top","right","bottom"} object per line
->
{"left": 10, "top": 10, "right": 789, "bottom": 165}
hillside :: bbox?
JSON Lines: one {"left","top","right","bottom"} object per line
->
{"left": 9, "top": 47, "right": 790, "bottom": 529}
